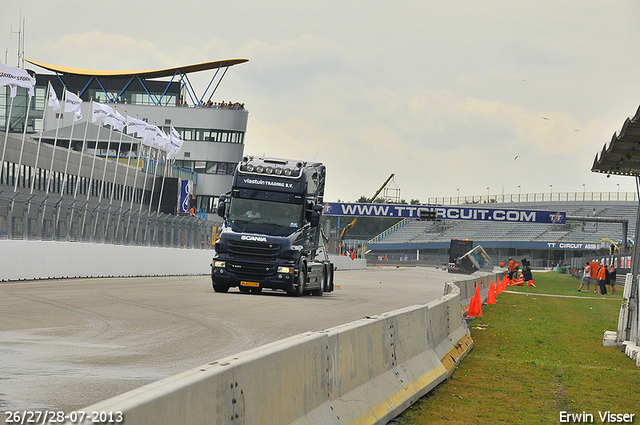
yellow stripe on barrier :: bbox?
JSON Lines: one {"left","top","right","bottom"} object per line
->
{"left": 440, "top": 332, "right": 474, "bottom": 376}
{"left": 349, "top": 365, "right": 447, "bottom": 425}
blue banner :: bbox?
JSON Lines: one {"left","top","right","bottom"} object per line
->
{"left": 179, "top": 180, "right": 190, "bottom": 213}
{"left": 322, "top": 202, "right": 566, "bottom": 224}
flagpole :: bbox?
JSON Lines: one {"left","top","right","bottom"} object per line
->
{"left": 0, "top": 95, "right": 16, "bottom": 184}
{"left": 138, "top": 143, "right": 151, "bottom": 213}
{"left": 120, "top": 131, "right": 137, "bottom": 209}
{"left": 135, "top": 141, "right": 152, "bottom": 243}
{"left": 125, "top": 138, "right": 141, "bottom": 244}
{"left": 98, "top": 120, "right": 114, "bottom": 203}
{"left": 30, "top": 82, "right": 53, "bottom": 194}
{"left": 93, "top": 115, "right": 115, "bottom": 239}
{"left": 60, "top": 95, "right": 78, "bottom": 196}
{"left": 74, "top": 100, "right": 92, "bottom": 198}
{"left": 157, "top": 147, "right": 169, "bottom": 214}
{"left": 13, "top": 93, "right": 33, "bottom": 192}
{"left": 147, "top": 144, "right": 159, "bottom": 213}
{"left": 86, "top": 102, "right": 102, "bottom": 201}
{"left": 81, "top": 110, "right": 102, "bottom": 240}
{"left": 45, "top": 89, "right": 66, "bottom": 195}
{"left": 109, "top": 112, "right": 125, "bottom": 205}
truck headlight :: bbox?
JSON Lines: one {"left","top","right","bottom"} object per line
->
{"left": 214, "top": 261, "right": 225, "bottom": 268}
{"left": 277, "top": 266, "right": 294, "bottom": 274}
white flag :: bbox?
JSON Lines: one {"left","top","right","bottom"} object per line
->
{"left": 48, "top": 82, "right": 60, "bottom": 111}
{"left": 106, "top": 109, "right": 126, "bottom": 132}
{"left": 153, "top": 128, "right": 171, "bottom": 150}
{"left": 169, "top": 125, "right": 184, "bottom": 159}
{"left": 140, "top": 122, "right": 159, "bottom": 143}
{"left": 126, "top": 115, "right": 146, "bottom": 136}
{"left": 92, "top": 102, "right": 114, "bottom": 123}
{"left": 64, "top": 90, "right": 83, "bottom": 121}
{"left": 0, "top": 63, "right": 36, "bottom": 97}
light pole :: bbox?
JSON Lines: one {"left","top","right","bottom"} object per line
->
{"left": 617, "top": 183, "right": 620, "bottom": 200}
{"left": 487, "top": 187, "right": 490, "bottom": 202}
{"left": 583, "top": 184, "right": 586, "bottom": 201}
{"left": 518, "top": 185, "right": 521, "bottom": 202}
{"left": 456, "top": 188, "right": 459, "bottom": 204}
{"left": 549, "top": 184, "right": 553, "bottom": 201}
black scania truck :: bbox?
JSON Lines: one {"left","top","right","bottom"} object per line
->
{"left": 211, "top": 156, "right": 334, "bottom": 296}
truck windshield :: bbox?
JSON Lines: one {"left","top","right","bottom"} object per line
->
{"left": 228, "top": 198, "right": 304, "bottom": 236}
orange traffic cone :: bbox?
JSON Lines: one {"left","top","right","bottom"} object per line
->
{"left": 496, "top": 276, "right": 503, "bottom": 294}
{"left": 467, "top": 285, "right": 482, "bottom": 317}
{"left": 486, "top": 281, "right": 496, "bottom": 304}
{"left": 527, "top": 280, "right": 536, "bottom": 287}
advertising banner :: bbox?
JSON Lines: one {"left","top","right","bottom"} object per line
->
{"left": 322, "top": 202, "right": 566, "bottom": 224}
{"left": 179, "top": 179, "right": 191, "bottom": 213}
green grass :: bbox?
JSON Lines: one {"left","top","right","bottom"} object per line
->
{"left": 397, "top": 272, "right": 639, "bottom": 425}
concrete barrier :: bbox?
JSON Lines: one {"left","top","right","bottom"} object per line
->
{"left": 329, "top": 254, "right": 366, "bottom": 270}
{"left": 0, "top": 239, "right": 214, "bottom": 281}
{"left": 64, "top": 282, "right": 474, "bottom": 424}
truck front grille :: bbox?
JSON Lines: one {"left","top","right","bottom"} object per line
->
{"left": 228, "top": 239, "right": 280, "bottom": 257}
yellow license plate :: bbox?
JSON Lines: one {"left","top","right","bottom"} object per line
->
{"left": 240, "top": 281, "right": 260, "bottom": 287}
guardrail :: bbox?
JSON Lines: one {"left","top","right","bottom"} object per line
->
{"left": 64, "top": 271, "right": 505, "bottom": 425}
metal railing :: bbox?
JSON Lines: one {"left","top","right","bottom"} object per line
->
{"left": 429, "top": 191, "right": 638, "bottom": 206}
{"left": 0, "top": 190, "right": 215, "bottom": 249}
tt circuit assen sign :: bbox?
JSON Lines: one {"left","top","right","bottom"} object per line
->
{"left": 322, "top": 202, "right": 566, "bottom": 224}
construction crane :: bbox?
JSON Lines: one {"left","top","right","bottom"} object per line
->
{"left": 339, "top": 173, "right": 395, "bottom": 241}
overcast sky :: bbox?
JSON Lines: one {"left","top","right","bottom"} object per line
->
{"left": 3, "top": 1, "right": 640, "bottom": 203}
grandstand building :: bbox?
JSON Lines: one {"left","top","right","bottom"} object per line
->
{"left": 367, "top": 198, "right": 638, "bottom": 269}
{"left": 1, "top": 58, "right": 248, "bottom": 216}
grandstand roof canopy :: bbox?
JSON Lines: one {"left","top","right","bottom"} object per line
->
{"left": 23, "top": 58, "right": 248, "bottom": 79}
{"left": 592, "top": 105, "right": 640, "bottom": 177}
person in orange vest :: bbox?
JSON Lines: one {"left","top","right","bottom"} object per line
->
{"left": 508, "top": 257, "right": 515, "bottom": 279}
{"left": 596, "top": 261, "right": 607, "bottom": 295}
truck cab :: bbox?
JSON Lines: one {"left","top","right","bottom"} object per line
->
{"left": 211, "top": 156, "right": 334, "bottom": 296}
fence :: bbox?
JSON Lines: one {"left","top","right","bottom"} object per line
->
{"left": 0, "top": 190, "right": 215, "bottom": 249}
{"left": 428, "top": 191, "right": 638, "bottom": 206}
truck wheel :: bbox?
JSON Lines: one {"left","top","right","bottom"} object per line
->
{"left": 212, "top": 281, "right": 230, "bottom": 293}
{"left": 327, "top": 263, "right": 334, "bottom": 292}
{"left": 314, "top": 266, "right": 326, "bottom": 296}
{"left": 294, "top": 264, "right": 307, "bottom": 297}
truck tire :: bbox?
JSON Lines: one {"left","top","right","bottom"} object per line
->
{"left": 313, "top": 266, "right": 326, "bottom": 297}
{"left": 327, "top": 263, "right": 334, "bottom": 292}
{"left": 294, "top": 264, "right": 307, "bottom": 297}
{"left": 212, "top": 281, "right": 230, "bottom": 293}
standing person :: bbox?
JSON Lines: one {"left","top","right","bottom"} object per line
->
{"left": 608, "top": 264, "right": 617, "bottom": 295}
{"left": 508, "top": 257, "right": 515, "bottom": 280}
{"left": 596, "top": 262, "right": 607, "bottom": 295}
{"left": 578, "top": 261, "right": 591, "bottom": 292}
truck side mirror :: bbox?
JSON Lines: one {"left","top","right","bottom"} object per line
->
{"left": 217, "top": 195, "right": 226, "bottom": 218}
{"left": 310, "top": 204, "right": 323, "bottom": 227}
